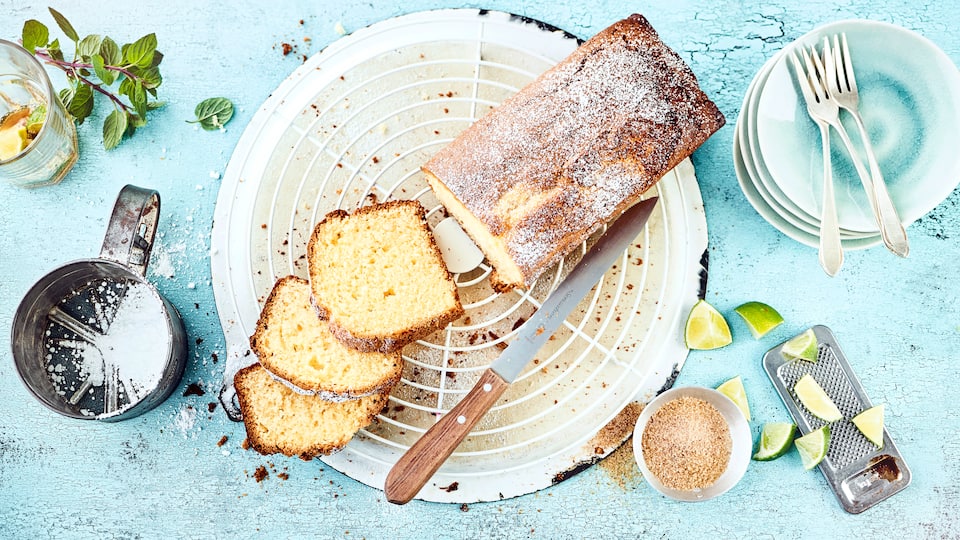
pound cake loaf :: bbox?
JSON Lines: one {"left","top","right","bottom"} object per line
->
{"left": 250, "top": 276, "right": 403, "bottom": 399}
{"left": 235, "top": 363, "right": 389, "bottom": 458}
{"left": 307, "top": 200, "right": 464, "bottom": 353}
{"left": 423, "top": 14, "right": 725, "bottom": 290}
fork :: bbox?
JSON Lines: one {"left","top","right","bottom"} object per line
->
{"left": 790, "top": 49, "right": 843, "bottom": 276}
{"left": 823, "top": 34, "right": 909, "bottom": 257}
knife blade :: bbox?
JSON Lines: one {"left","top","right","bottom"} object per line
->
{"left": 384, "top": 196, "right": 659, "bottom": 504}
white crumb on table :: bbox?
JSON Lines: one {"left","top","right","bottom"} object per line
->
{"left": 173, "top": 404, "right": 197, "bottom": 434}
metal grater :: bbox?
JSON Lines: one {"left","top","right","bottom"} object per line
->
{"left": 763, "top": 325, "right": 911, "bottom": 514}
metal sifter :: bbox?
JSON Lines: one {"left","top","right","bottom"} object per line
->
{"left": 11, "top": 185, "right": 187, "bottom": 421}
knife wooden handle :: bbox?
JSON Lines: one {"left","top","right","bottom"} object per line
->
{"left": 384, "top": 368, "right": 509, "bottom": 504}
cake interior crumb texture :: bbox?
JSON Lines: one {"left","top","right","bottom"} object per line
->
{"left": 234, "top": 363, "right": 388, "bottom": 459}
{"left": 424, "top": 13, "right": 725, "bottom": 289}
{"left": 308, "top": 200, "right": 463, "bottom": 352}
{"left": 250, "top": 276, "right": 402, "bottom": 397}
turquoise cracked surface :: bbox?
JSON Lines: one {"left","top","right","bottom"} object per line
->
{"left": 1, "top": 0, "right": 959, "bottom": 538}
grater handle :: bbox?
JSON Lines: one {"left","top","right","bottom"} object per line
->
{"left": 100, "top": 185, "right": 161, "bottom": 277}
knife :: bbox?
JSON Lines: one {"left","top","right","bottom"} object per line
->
{"left": 384, "top": 196, "right": 659, "bottom": 504}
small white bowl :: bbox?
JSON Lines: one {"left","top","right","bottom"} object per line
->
{"left": 633, "top": 386, "right": 751, "bottom": 502}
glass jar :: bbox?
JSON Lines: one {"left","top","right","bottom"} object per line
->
{"left": 0, "top": 38, "right": 78, "bottom": 187}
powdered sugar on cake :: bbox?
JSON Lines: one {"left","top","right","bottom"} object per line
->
{"left": 424, "top": 14, "right": 725, "bottom": 288}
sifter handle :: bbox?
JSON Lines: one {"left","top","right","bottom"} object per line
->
{"left": 100, "top": 184, "right": 161, "bottom": 277}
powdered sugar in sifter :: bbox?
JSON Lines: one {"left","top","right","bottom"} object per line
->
{"left": 11, "top": 185, "right": 187, "bottom": 421}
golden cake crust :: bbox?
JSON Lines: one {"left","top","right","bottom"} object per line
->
{"left": 249, "top": 276, "right": 403, "bottom": 399}
{"left": 234, "top": 363, "right": 389, "bottom": 459}
{"left": 306, "top": 200, "right": 464, "bottom": 353}
{"left": 423, "top": 14, "right": 725, "bottom": 289}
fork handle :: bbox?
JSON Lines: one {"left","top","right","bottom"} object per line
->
{"left": 849, "top": 113, "right": 909, "bottom": 257}
{"left": 817, "top": 125, "right": 843, "bottom": 276}
{"left": 830, "top": 121, "right": 908, "bottom": 257}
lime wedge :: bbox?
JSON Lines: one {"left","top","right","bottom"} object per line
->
{"left": 684, "top": 299, "right": 732, "bottom": 350}
{"left": 794, "top": 374, "right": 843, "bottom": 422}
{"left": 716, "top": 375, "right": 750, "bottom": 421}
{"left": 795, "top": 425, "right": 830, "bottom": 470}
{"left": 851, "top": 404, "right": 885, "bottom": 448}
{"left": 753, "top": 422, "right": 797, "bottom": 461}
{"left": 733, "top": 301, "right": 784, "bottom": 338}
{"left": 0, "top": 124, "right": 28, "bottom": 161}
{"left": 782, "top": 329, "right": 819, "bottom": 362}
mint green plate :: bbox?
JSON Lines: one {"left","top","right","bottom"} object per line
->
{"left": 756, "top": 20, "right": 960, "bottom": 233}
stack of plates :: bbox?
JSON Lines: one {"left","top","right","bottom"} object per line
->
{"left": 735, "top": 20, "right": 960, "bottom": 249}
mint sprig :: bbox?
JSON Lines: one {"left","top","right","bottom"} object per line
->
{"left": 21, "top": 8, "right": 165, "bottom": 150}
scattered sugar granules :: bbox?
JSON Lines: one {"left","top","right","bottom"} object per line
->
{"left": 174, "top": 404, "right": 198, "bottom": 434}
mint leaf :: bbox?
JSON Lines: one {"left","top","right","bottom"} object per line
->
{"left": 21, "top": 10, "right": 167, "bottom": 151}
{"left": 130, "top": 66, "right": 162, "bottom": 90}
{"left": 118, "top": 77, "right": 133, "bottom": 96}
{"left": 65, "top": 82, "right": 93, "bottom": 123}
{"left": 47, "top": 38, "right": 64, "bottom": 61}
{"left": 149, "top": 50, "right": 164, "bottom": 68}
{"left": 132, "top": 79, "right": 147, "bottom": 117}
{"left": 103, "top": 109, "right": 127, "bottom": 150}
{"left": 128, "top": 113, "right": 148, "bottom": 129}
{"left": 77, "top": 34, "right": 102, "bottom": 60}
{"left": 59, "top": 87, "right": 73, "bottom": 106}
{"left": 22, "top": 20, "right": 49, "bottom": 53}
{"left": 188, "top": 97, "right": 234, "bottom": 130}
{"left": 99, "top": 36, "right": 121, "bottom": 65}
{"left": 26, "top": 103, "right": 47, "bottom": 128}
{"left": 122, "top": 33, "right": 157, "bottom": 69}
{"left": 91, "top": 54, "right": 116, "bottom": 85}
{"left": 48, "top": 7, "right": 78, "bottom": 42}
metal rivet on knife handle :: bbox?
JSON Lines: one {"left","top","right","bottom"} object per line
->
{"left": 384, "top": 368, "right": 510, "bottom": 504}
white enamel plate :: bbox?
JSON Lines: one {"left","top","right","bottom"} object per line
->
{"left": 211, "top": 9, "right": 709, "bottom": 503}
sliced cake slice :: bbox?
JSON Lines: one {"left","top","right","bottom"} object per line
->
{"left": 234, "top": 363, "right": 388, "bottom": 459}
{"left": 307, "top": 200, "right": 464, "bottom": 353}
{"left": 250, "top": 276, "right": 403, "bottom": 398}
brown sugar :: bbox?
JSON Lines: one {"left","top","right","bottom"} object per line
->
{"left": 641, "top": 396, "right": 731, "bottom": 491}
{"left": 596, "top": 402, "right": 644, "bottom": 489}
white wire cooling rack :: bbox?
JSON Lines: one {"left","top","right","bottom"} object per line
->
{"left": 210, "top": 9, "right": 710, "bottom": 503}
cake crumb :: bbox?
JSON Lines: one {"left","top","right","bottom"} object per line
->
{"left": 183, "top": 383, "right": 205, "bottom": 397}
{"left": 253, "top": 465, "right": 269, "bottom": 482}
{"left": 217, "top": 435, "right": 228, "bottom": 447}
